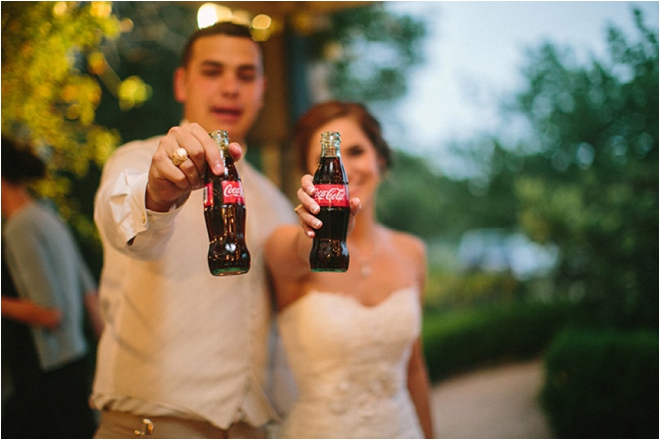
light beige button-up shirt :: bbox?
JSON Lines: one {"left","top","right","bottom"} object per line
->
{"left": 90, "top": 134, "right": 296, "bottom": 429}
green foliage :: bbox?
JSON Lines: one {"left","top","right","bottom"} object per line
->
{"left": 541, "top": 327, "right": 659, "bottom": 438}
{"left": 94, "top": 2, "right": 196, "bottom": 142}
{"left": 1, "top": 2, "right": 150, "bottom": 245}
{"left": 2, "top": 2, "right": 119, "bottom": 165}
{"left": 306, "top": 3, "right": 426, "bottom": 102}
{"left": 512, "top": 9, "right": 658, "bottom": 329}
{"left": 443, "top": 9, "right": 658, "bottom": 329}
{"left": 422, "top": 301, "right": 571, "bottom": 382}
{"left": 424, "top": 269, "right": 524, "bottom": 312}
{"left": 377, "top": 152, "right": 455, "bottom": 238}
{"left": 376, "top": 150, "right": 514, "bottom": 240}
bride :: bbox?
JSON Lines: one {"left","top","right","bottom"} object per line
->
{"left": 265, "top": 101, "right": 434, "bottom": 438}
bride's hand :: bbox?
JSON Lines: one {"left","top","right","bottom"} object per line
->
{"left": 295, "top": 174, "right": 360, "bottom": 238}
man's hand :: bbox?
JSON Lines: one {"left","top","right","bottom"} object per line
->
{"left": 146, "top": 123, "right": 243, "bottom": 212}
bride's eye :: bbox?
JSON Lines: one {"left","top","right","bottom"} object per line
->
{"left": 345, "top": 145, "right": 366, "bottom": 158}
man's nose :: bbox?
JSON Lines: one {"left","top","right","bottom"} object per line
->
{"left": 220, "top": 74, "right": 239, "bottom": 95}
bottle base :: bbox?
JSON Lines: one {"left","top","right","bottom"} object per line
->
{"left": 210, "top": 267, "right": 250, "bottom": 276}
{"left": 310, "top": 267, "right": 348, "bottom": 273}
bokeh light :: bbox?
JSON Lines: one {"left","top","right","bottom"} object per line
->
{"left": 197, "top": 3, "right": 232, "bottom": 29}
{"left": 196, "top": 3, "right": 275, "bottom": 41}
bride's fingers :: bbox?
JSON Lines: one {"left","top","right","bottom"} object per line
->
{"left": 296, "top": 187, "right": 320, "bottom": 215}
{"left": 295, "top": 203, "right": 322, "bottom": 231}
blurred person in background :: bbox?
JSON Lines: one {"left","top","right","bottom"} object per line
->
{"left": 265, "top": 101, "right": 434, "bottom": 438}
{"left": 1, "top": 136, "right": 104, "bottom": 438}
{"left": 90, "top": 21, "right": 295, "bottom": 438}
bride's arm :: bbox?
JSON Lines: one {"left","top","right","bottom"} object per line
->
{"left": 264, "top": 225, "right": 312, "bottom": 310}
{"left": 407, "top": 339, "right": 434, "bottom": 438}
{"left": 407, "top": 234, "right": 434, "bottom": 438}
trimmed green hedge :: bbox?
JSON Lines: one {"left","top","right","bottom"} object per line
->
{"left": 541, "top": 328, "right": 659, "bottom": 439}
{"left": 422, "top": 301, "right": 571, "bottom": 382}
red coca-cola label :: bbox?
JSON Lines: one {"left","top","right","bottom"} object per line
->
{"left": 313, "top": 184, "right": 349, "bottom": 208}
{"left": 204, "top": 181, "right": 245, "bottom": 207}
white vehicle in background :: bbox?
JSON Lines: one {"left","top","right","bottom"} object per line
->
{"left": 457, "top": 229, "right": 559, "bottom": 280}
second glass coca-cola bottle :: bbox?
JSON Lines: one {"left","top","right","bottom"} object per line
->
{"left": 203, "top": 130, "right": 250, "bottom": 276}
{"left": 309, "top": 131, "right": 350, "bottom": 272}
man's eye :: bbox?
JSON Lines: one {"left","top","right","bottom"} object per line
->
{"left": 202, "top": 69, "right": 221, "bottom": 77}
{"left": 238, "top": 72, "right": 257, "bottom": 82}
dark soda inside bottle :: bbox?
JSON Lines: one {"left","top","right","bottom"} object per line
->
{"left": 204, "top": 130, "right": 250, "bottom": 276}
{"left": 310, "top": 132, "right": 350, "bottom": 272}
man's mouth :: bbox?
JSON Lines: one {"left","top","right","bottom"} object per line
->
{"left": 212, "top": 107, "right": 242, "bottom": 120}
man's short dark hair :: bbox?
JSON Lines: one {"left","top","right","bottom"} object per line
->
{"left": 180, "top": 21, "right": 262, "bottom": 68}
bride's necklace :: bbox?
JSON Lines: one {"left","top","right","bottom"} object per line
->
{"left": 350, "top": 238, "right": 379, "bottom": 278}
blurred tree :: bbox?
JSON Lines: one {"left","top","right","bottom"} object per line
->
{"left": 376, "top": 150, "right": 514, "bottom": 241}
{"left": 377, "top": 151, "right": 456, "bottom": 239}
{"left": 93, "top": 2, "right": 196, "bottom": 143}
{"left": 1, "top": 2, "right": 151, "bottom": 248}
{"left": 304, "top": 3, "right": 426, "bottom": 103}
{"left": 460, "top": 9, "right": 658, "bottom": 328}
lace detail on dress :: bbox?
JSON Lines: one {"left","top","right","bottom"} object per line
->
{"left": 277, "top": 287, "right": 424, "bottom": 439}
{"left": 327, "top": 364, "right": 399, "bottom": 416}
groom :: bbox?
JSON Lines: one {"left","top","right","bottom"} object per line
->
{"left": 90, "top": 21, "right": 296, "bottom": 438}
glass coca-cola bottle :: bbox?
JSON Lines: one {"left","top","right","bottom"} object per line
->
{"left": 203, "top": 130, "right": 250, "bottom": 276}
{"left": 309, "top": 131, "right": 350, "bottom": 272}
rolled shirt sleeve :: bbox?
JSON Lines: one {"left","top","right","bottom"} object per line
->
{"left": 94, "top": 136, "right": 181, "bottom": 260}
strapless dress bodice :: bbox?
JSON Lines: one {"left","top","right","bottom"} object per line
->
{"left": 276, "top": 287, "right": 423, "bottom": 439}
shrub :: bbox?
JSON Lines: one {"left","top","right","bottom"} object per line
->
{"left": 541, "top": 328, "right": 659, "bottom": 438}
{"left": 422, "top": 301, "right": 571, "bottom": 382}
{"left": 425, "top": 270, "right": 525, "bottom": 311}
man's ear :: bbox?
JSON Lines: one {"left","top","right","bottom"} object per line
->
{"left": 173, "top": 67, "right": 186, "bottom": 103}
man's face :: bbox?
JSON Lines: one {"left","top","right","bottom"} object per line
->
{"left": 174, "top": 34, "right": 265, "bottom": 144}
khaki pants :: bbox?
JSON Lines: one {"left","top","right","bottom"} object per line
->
{"left": 94, "top": 410, "right": 267, "bottom": 439}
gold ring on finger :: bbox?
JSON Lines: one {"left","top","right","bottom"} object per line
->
{"left": 171, "top": 148, "right": 189, "bottom": 167}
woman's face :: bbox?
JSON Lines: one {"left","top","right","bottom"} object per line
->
{"left": 306, "top": 117, "right": 383, "bottom": 206}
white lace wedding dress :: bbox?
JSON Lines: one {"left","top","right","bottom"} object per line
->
{"left": 276, "top": 287, "right": 424, "bottom": 439}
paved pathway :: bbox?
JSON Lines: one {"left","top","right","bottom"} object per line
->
{"left": 431, "top": 359, "right": 552, "bottom": 439}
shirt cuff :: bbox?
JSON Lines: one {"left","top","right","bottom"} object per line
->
{"left": 112, "top": 171, "right": 181, "bottom": 257}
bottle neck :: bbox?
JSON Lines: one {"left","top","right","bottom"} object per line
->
{"left": 320, "top": 131, "right": 341, "bottom": 158}
{"left": 209, "top": 130, "right": 230, "bottom": 155}
{"left": 321, "top": 144, "right": 341, "bottom": 158}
